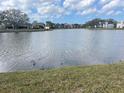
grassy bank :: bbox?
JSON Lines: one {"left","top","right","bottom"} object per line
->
{"left": 0, "top": 29, "right": 52, "bottom": 33}
{"left": 87, "top": 28, "right": 124, "bottom": 30}
{"left": 0, "top": 63, "right": 124, "bottom": 93}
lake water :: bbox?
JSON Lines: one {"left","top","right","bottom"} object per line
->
{"left": 0, "top": 29, "right": 124, "bottom": 72}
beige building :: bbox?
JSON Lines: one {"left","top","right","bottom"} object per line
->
{"left": 45, "top": 26, "right": 50, "bottom": 30}
{"left": 117, "top": 21, "right": 124, "bottom": 28}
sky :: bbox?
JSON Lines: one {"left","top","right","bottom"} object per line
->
{"left": 0, "top": 0, "right": 124, "bottom": 23}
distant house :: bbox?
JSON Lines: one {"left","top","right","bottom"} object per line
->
{"left": 5, "top": 23, "right": 14, "bottom": 29}
{"left": 0, "top": 23, "right": 5, "bottom": 29}
{"left": 72, "top": 24, "right": 81, "bottom": 28}
{"left": 45, "top": 26, "right": 50, "bottom": 30}
{"left": 55, "top": 23, "right": 64, "bottom": 29}
{"left": 103, "top": 22, "right": 114, "bottom": 29}
{"left": 98, "top": 22, "right": 103, "bottom": 28}
{"left": 94, "top": 22, "right": 104, "bottom": 28}
{"left": 117, "top": 21, "right": 124, "bottom": 28}
{"left": 32, "top": 23, "right": 45, "bottom": 29}
{"left": 63, "top": 23, "right": 72, "bottom": 29}
{"left": 18, "top": 23, "right": 32, "bottom": 29}
{"left": 93, "top": 21, "right": 114, "bottom": 29}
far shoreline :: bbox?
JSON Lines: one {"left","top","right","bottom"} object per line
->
{"left": 0, "top": 29, "right": 50, "bottom": 33}
{"left": 0, "top": 28, "right": 124, "bottom": 33}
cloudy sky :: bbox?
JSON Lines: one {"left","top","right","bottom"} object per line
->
{"left": 0, "top": 0, "right": 124, "bottom": 23}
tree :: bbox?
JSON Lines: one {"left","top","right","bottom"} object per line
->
{"left": 107, "top": 19, "right": 117, "bottom": 28}
{"left": 0, "top": 12, "right": 4, "bottom": 23}
{"left": 1, "top": 9, "right": 29, "bottom": 29}
{"left": 46, "top": 21, "right": 55, "bottom": 29}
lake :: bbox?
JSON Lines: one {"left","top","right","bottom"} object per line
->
{"left": 0, "top": 29, "right": 124, "bottom": 72}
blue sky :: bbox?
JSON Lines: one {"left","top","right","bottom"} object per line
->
{"left": 0, "top": 0, "right": 124, "bottom": 23}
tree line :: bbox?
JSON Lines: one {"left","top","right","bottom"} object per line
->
{"left": 83, "top": 18, "right": 117, "bottom": 28}
{"left": 0, "top": 9, "right": 119, "bottom": 30}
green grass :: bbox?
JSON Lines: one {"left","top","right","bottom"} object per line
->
{"left": 0, "top": 63, "right": 124, "bottom": 93}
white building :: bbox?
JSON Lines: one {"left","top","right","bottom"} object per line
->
{"left": 98, "top": 22, "right": 103, "bottom": 28}
{"left": 103, "top": 22, "right": 114, "bottom": 29}
{"left": 117, "top": 21, "right": 124, "bottom": 28}
{"left": 45, "top": 26, "right": 50, "bottom": 30}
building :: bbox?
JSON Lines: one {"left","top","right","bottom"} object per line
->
{"left": 72, "top": 24, "right": 82, "bottom": 28}
{"left": 102, "top": 22, "right": 114, "bottom": 29}
{"left": 45, "top": 26, "right": 50, "bottom": 30}
{"left": 93, "top": 21, "right": 115, "bottom": 29}
{"left": 32, "top": 22, "right": 45, "bottom": 29}
{"left": 63, "top": 23, "right": 73, "bottom": 29}
{"left": 0, "top": 23, "right": 5, "bottom": 29}
{"left": 117, "top": 21, "right": 124, "bottom": 28}
{"left": 98, "top": 22, "right": 103, "bottom": 28}
{"left": 55, "top": 23, "right": 63, "bottom": 29}
{"left": 18, "top": 23, "right": 32, "bottom": 29}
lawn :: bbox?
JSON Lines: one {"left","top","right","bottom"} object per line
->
{"left": 0, "top": 62, "right": 124, "bottom": 93}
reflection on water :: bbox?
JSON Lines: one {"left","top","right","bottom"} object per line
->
{"left": 0, "top": 29, "right": 124, "bottom": 72}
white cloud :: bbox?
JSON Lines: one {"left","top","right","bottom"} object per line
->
{"left": 101, "top": 0, "right": 124, "bottom": 12}
{"left": 63, "top": 0, "right": 97, "bottom": 16}
{"left": 0, "top": 0, "right": 66, "bottom": 22}
{"left": 0, "top": 0, "right": 33, "bottom": 14}
{"left": 106, "top": 10, "right": 114, "bottom": 15}
{"left": 64, "top": 0, "right": 96, "bottom": 11}
{"left": 35, "top": 0, "right": 68, "bottom": 21}
{"left": 37, "top": 5, "right": 66, "bottom": 17}
{"left": 0, "top": 0, "right": 124, "bottom": 22}
{"left": 99, "top": 0, "right": 111, "bottom": 5}
{"left": 105, "top": 10, "right": 122, "bottom": 16}
{"left": 78, "top": 8, "right": 97, "bottom": 15}
{"left": 98, "top": 0, "right": 124, "bottom": 16}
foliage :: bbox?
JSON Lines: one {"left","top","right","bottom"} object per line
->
{"left": 0, "top": 9, "right": 29, "bottom": 29}
{"left": 46, "top": 21, "right": 55, "bottom": 29}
